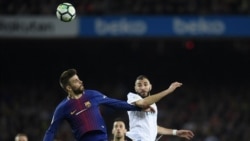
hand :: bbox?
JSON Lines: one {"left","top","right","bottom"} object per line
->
{"left": 176, "top": 129, "right": 194, "bottom": 140}
{"left": 168, "top": 82, "right": 182, "bottom": 93}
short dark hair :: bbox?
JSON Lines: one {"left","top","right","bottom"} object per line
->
{"left": 113, "top": 117, "right": 126, "bottom": 123}
{"left": 59, "top": 69, "right": 77, "bottom": 91}
{"left": 136, "top": 75, "right": 149, "bottom": 80}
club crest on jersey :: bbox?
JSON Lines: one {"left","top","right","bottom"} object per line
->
{"left": 85, "top": 101, "right": 91, "bottom": 108}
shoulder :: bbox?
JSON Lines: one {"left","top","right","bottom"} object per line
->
{"left": 85, "top": 89, "right": 106, "bottom": 97}
{"left": 85, "top": 89, "right": 99, "bottom": 93}
{"left": 85, "top": 89, "right": 102, "bottom": 94}
{"left": 59, "top": 98, "right": 68, "bottom": 105}
{"left": 127, "top": 92, "right": 142, "bottom": 104}
{"left": 55, "top": 98, "right": 68, "bottom": 111}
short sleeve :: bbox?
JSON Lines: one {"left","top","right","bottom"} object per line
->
{"left": 127, "top": 92, "right": 142, "bottom": 105}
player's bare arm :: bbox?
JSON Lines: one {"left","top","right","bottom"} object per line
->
{"left": 134, "top": 82, "right": 182, "bottom": 108}
{"left": 176, "top": 129, "right": 194, "bottom": 140}
{"left": 157, "top": 126, "right": 194, "bottom": 140}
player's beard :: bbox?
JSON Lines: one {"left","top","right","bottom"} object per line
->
{"left": 140, "top": 92, "right": 150, "bottom": 98}
{"left": 73, "top": 85, "right": 84, "bottom": 95}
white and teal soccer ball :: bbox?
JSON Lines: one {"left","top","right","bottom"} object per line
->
{"left": 56, "top": 2, "right": 76, "bottom": 22}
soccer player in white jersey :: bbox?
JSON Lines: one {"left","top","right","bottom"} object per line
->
{"left": 126, "top": 75, "right": 194, "bottom": 141}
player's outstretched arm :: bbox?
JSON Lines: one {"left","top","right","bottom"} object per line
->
{"left": 157, "top": 126, "right": 194, "bottom": 140}
{"left": 135, "top": 82, "right": 182, "bottom": 108}
{"left": 176, "top": 129, "right": 195, "bottom": 140}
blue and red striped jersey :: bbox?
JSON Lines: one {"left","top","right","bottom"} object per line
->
{"left": 43, "top": 89, "right": 141, "bottom": 141}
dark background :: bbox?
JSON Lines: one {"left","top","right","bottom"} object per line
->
{"left": 1, "top": 0, "right": 250, "bottom": 140}
{"left": 1, "top": 38, "right": 250, "bottom": 141}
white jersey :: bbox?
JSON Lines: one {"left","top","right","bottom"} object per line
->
{"left": 126, "top": 92, "right": 158, "bottom": 141}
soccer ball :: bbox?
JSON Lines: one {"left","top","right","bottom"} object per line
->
{"left": 56, "top": 2, "right": 76, "bottom": 22}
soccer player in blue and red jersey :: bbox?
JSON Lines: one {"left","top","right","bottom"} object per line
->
{"left": 43, "top": 68, "right": 178, "bottom": 141}
{"left": 43, "top": 68, "right": 143, "bottom": 141}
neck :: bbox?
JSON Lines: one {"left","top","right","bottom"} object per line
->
{"left": 68, "top": 93, "right": 82, "bottom": 99}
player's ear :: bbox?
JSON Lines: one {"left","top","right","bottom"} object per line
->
{"left": 149, "top": 84, "right": 152, "bottom": 91}
{"left": 66, "top": 85, "right": 71, "bottom": 91}
{"left": 134, "top": 85, "right": 137, "bottom": 92}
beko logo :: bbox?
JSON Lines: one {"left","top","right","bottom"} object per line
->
{"left": 94, "top": 18, "right": 147, "bottom": 35}
{"left": 173, "top": 18, "right": 225, "bottom": 35}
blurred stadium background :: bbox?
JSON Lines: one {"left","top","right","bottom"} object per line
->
{"left": 1, "top": 0, "right": 250, "bottom": 141}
